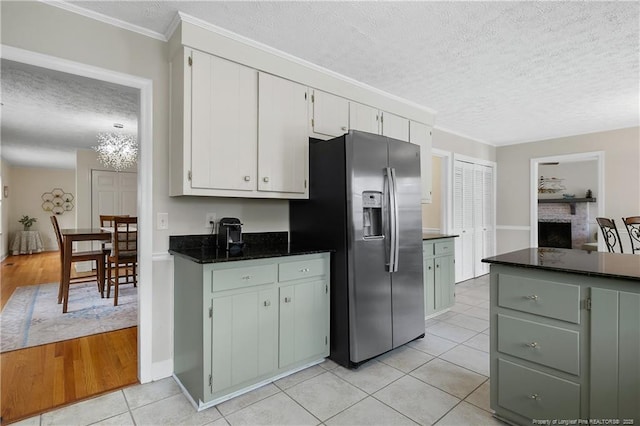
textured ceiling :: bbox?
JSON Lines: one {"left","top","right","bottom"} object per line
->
{"left": 2, "top": 1, "right": 639, "bottom": 169}
{"left": 1, "top": 59, "right": 138, "bottom": 169}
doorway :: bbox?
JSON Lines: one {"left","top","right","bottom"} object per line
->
{"left": 2, "top": 45, "right": 153, "bottom": 382}
{"left": 530, "top": 152, "right": 605, "bottom": 250}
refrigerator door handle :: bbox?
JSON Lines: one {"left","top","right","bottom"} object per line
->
{"left": 385, "top": 167, "right": 395, "bottom": 272}
{"left": 390, "top": 167, "right": 400, "bottom": 272}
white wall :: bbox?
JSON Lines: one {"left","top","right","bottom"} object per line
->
{"left": 432, "top": 128, "right": 496, "bottom": 162}
{"left": 421, "top": 156, "right": 442, "bottom": 230}
{"left": 6, "top": 165, "right": 76, "bottom": 252}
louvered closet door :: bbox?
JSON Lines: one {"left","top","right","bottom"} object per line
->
{"left": 453, "top": 160, "right": 475, "bottom": 282}
{"left": 453, "top": 160, "right": 495, "bottom": 281}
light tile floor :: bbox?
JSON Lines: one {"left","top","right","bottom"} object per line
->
{"left": 15, "top": 275, "right": 504, "bottom": 426}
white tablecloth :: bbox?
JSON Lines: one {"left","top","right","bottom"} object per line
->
{"left": 11, "top": 230, "right": 44, "bottom": 255}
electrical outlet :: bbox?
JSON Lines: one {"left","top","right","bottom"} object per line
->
{"left": 205, "top": 213, "right": 216, "bottom": 228}
{"left": 157, "top": 212, "right": 169, "bottom": 230}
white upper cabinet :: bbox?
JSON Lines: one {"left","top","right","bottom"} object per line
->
{"left": 409, "top": 120, "right": 433, "bottom": 203}
{"left": 310, "top": 89, "right": 349, "bottom": 139}
{"left": 258, "top": 73, "right": 309, "bottom": 196}
{"left": 349, "top": 102, "right": 380, "bottom": 135}
{"left": 381, "top": 111, "right": 409, "bottom": 142}
{"left": 190, "top": 50, "right": 257, "bottom": 192}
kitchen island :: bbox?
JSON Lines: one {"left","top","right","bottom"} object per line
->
{"left": 170, "top": 232, "right": 331, "bottom": 410}
{"left": 483, "top": 248, "right": 640, "bottom": 425}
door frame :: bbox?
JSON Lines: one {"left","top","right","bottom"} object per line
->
{"left": 3, "top": 45, "right": 154, "bottom": 383}
{"left": 530, "top": 151, "right": 605, "bottom": 250}
{"left": 431, "top": 148, "right": 452, "bottom": 234}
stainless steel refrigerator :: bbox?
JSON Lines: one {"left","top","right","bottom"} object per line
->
{"left": 290, "top": 130, "right": 425, "bottom": 368}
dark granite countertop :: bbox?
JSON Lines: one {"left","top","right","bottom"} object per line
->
{"left": 168, "top": 232, "right": 332, "bottom": 264}
{"left": 423, "top": 233, "right": 459, "bottom": 241}
{"left": 482, "top": 248, "right": 640, "bottom": 281}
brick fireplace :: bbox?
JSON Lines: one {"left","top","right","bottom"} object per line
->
{"left": 538, "top": 202, "right": 591, "bottom": 249}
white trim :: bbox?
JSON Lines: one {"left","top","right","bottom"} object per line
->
{"left": 1, "top": 45, "right": 155, "bottom": 384}
{"left": 422, "top": 228, "right": 441, "bottom": 233}
{"left": 433, "top": 149, "right": 453, "bottom": 235}
{"left": 434, "top": 125, "right": 492, "bottom": 146}
{"left": 496, "top": 225, "right": 531, "bottom": 231}
{"left": 177, "top": 12, "right": 437, "bottom": 118}
{"left": 45, "top": 0, "right": 167, "bottom": 41}
{"left": 151, "top": 359, "right": 174, "bottom": 382}
{"left": 530, "top": 151, "right": 605, "bottom": 250}
{"left": 453, "top": 153, "right": 496, "bottom": 169}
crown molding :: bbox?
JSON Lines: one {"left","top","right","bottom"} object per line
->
{"left": 433, "top": 125, "right": 493, "bottom": 146}
{"left": 43, "top": 0, "right": 168, "bottom": 42}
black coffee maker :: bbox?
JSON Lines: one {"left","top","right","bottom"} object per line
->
{"left": 217, "top": 217, "right": 245, "bottom": 254}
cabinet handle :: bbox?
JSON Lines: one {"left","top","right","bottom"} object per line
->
{"left": 341, "top": 126, "right": 347, "bottom": 131}
{"left": 436, "top": 264, "right": 440, "bottom": 268}
{"left": 428, "top": 266, "right": 432, "bottom": 270}
{"left": 299, "top": 267, "right": 310, "bottom": 272}
{"left": 529, "top": 393, "right": 540, "bottom": 400}
{"left": 263, "top": 300, "right": 271, "bottom": 307}
{"left": 525, "top": 295, "right": 539, "bottom": 301}
{"left": 263, "top": 177, "right": 270, "bottom": 183}
{"left": 284, "top": 297, "right": 292, "bottom": 303}
{"left": 526, "top": 342, "right": 539, "bottom": 348}
{"left": 244, "top": 176, "right": 251, "bottom": 182}
{"left": 242, "top": 275, "right": 251, "bottom": 280}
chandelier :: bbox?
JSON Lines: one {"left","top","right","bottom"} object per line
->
{"left": 94, "top": 124, "right": 138, "bottom": 172}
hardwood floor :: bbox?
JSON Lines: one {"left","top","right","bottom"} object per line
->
{"left": 0, "top": 252, "right": 139, "bottom": 424}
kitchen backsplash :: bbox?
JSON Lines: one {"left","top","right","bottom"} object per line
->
{"left": 169, "top": 231, "right": 288, "bottom": 250}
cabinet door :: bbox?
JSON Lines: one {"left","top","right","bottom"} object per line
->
{"left": 381, "top": 111, "right": 409, "bottom": 142}
{"left": 424, "top": 257, "right": 436, "bottom": 316}
{"left": 211, "top": 287, "right": 277, "bottom": 392}
{"left": 279, "top": 279, "right": 328, "bottom": 368}
{"left": 311, "top": 90, "right": 349, "bottom": 138}
{"left": 435, "top": 255, "right": 455, "bottom": 309}
{"left": 258, "top": 73, "right": 308, "bottom": 195}
{"left": 409, "top": 121, "right": 433, "bottom": 203}
{"left": 191, "top": 51, "right": 258, "bottom": 191}
{"left": 590, "top": 288, "right": 640, "bottom": 420}
{"left": 349, "top": 102, "right": 379, "bottom": 134}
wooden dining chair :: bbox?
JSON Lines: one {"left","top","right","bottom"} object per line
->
{"left": 50, "top": 215, "right": 106, "bottom": 304}
{"left": 596, "top": 217, "right": 623, "bottom": 253}
{"left": 622, "top": 216, "right": 640, "bottom": 254}
{"left": 106, "top": 216, "right": 137, "bottom": 306}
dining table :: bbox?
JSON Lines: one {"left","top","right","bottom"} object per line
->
{"left": 60, "top": 228, "right": 112, "bottom": 313}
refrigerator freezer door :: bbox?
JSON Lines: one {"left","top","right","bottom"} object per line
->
{"left": 346, "top": 132, "right": 394, "bottom": 363}
{"left": 388, "top": 139, "right": 425, "bottom": 348}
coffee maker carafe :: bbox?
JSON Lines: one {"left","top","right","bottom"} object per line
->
{"left": 217, "top": 217, "right": 245, "bottom": 253}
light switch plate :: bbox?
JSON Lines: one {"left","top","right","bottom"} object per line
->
{"left": 157, "top": 212, "right": 169, "bottom": 230}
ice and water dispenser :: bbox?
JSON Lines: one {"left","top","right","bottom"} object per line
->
{"left": 362, "top": 191, "right": 383, "bottom": 239}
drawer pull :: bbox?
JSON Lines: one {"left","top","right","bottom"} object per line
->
{"left": 299, "top": 267, "right": 310, "bottom": 273}
{"left": 526, "top": 342, "right": 540, "bottom": 349}
{"left": 242, "top": 275, "right": 252, "bottom": 280}
{"left": 244, "top": 175, "right": 251, "bottom": 182}
{"left": 529, "top": 393, "right": 540, "bottom": 400}
{"left": 284, "top": 297, "right": 292, "bottom": 303}
{"left": 525, "top": 294, "right": 539, "bottom": 301}
{"left": 263, "top": 300, "right": 271, "bottom": 307}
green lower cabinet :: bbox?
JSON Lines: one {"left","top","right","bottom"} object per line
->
{"left": 173, "top": 253, "right": 330, "bottom": 410}
{"left": 423, "top": 238, "right": 455, "bottom": 317}
{"left": 490, "top": 264, "right": 640, "bottom": 425}
{"left": 279, "top": 279, "right": 329, "bottom": 369}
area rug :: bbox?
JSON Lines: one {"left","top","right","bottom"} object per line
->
{"left": 0, "top": 281, "right": 137, "bottom": 352}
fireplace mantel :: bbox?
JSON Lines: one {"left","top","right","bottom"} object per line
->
{"left": 538, "top": 197, "right": 597, "bottom": 214}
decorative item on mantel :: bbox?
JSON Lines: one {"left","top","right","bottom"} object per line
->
{"left": 42, "top": 189, "right": 74, "bottom": 215}
{"left": 94, "top": 123, "right": 138, "bottom": 172}
{"left": 586, "top": 189, "right": 593, "bottom": 199}
{"left": 18, "top": 215, "right": 37, "bottom": 231}
{"left": 538, "top": 176, "right": 566, "bottom": 194}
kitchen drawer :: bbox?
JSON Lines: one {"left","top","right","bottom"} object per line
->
{"left": 498, "top": 358, "right": 580, "bottom": 421}
{"left": 497, "top": 314, "right": 580, "bottom": 375}
{"left": 423, "top": 242, "right": 434, "bottom": 257}
{"left": 211, "top": 264, "right": 277, "bottom": 292}
{"left": 278, "top": 257, "right": 327, "bottom": 282}
{"left": 434, "top": 240, "right": 454, "bottom": 256}
{"left": 498, "top": 274, "right": 580, "bottom": 323}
